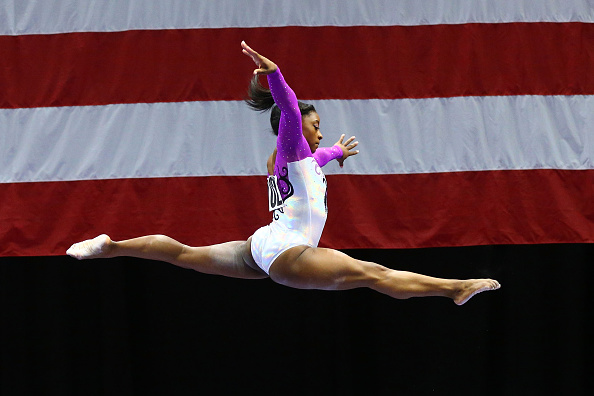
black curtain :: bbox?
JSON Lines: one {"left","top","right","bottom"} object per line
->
{"left": 1, "top": 244, "right": 592, "bottom": 395}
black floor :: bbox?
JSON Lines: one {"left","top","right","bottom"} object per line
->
{"left": 1, "top": 244, "right": 592, "bottom": 395}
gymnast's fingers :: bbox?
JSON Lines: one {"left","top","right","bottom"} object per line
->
{"left": 241, "top": 41, "right": 260, "bottom": 59}
{"left": 344, "top": 136, "right": 356, "bottom": 146}
{"left": 347, "top": 141, "right": 359, "bottom": 150}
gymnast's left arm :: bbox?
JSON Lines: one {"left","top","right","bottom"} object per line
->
{"left": 314, "top": 134, "right": 359, "bottom": 168}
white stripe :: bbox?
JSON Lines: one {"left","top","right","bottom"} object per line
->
{"left": 1, "top": 101, "right": 275, "bottom": 183}
{"left": 317, "top": 96, "right": 593, "bottom": 175}
{"left": 1, "top": 0, "right": 593, "bottom": 35}
{"left": 2, "top": 96, "right": 592, "bottom": 183}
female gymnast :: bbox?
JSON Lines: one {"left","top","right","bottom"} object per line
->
{"left": 67, "top": 41, "right": 500, "bottom": 305}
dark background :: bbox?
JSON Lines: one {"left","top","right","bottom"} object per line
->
{"left": 1, "top": 244, "right": 592, "bottom": 395}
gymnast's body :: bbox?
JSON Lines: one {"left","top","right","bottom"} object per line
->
{"left": 67, "top": 41, "right": 500, "bottom": 305}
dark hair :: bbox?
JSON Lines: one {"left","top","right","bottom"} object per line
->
{"left": 245, "top": 75, "right": 316, "bottom": 136}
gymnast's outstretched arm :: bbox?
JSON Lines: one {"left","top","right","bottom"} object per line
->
{"left": 313, "top": 134, "right": 359, "bottom": 168}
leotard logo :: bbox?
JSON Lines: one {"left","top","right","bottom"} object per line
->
{"left": 277, "top": 166, "right": 294, "bottom": 200}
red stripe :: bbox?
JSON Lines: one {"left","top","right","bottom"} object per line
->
{"left": 1, "top": 23, "right": 592, "bottom": 108}
{"left": 326, "top": 169, "right": 593, "bottom": 249}
{"left": 1, "top": 170, "right": 592, "bottom": 257}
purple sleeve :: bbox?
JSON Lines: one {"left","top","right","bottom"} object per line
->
{"left": 313, "top": 145, "right": 343, "bottom": 167}
{"left": 267, "top": 68, "right": 311, "bottom": 166}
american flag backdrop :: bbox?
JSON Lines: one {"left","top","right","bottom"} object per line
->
{"left": 1, "top": 0, "right": 593, "bottom": 257}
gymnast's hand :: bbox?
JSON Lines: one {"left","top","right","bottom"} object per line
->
{"left": 242, "top": 41, "right": 278, "bottom": 75}
{"left": 335, "top": 134, "right": 359, "bottom": 168}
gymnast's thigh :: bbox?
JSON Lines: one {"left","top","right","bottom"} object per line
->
{"left": 269, "top": 246, "right": 380, "bottom": 291}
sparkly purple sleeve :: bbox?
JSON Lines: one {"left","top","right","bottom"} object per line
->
{"left": 267, "top": 68, "right": 311, "bottom": 169}
{"left": 313, "top": 145, "right": 343, "bottom": 167}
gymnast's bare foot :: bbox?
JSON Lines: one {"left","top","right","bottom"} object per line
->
{"left": 454, "top": 279, "right": 501, "bottom": 305}
{"left": 66, "top": 234, "right": 113, "bottom": 260}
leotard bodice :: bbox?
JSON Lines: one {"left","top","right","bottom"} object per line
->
{"left": 266, "top": 68, "right": 342, "bottom": 247}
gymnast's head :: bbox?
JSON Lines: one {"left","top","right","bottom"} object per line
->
{"left": 245, "top": 75, "right": 322, "bottom": 153}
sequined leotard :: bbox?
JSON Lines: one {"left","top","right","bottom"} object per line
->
{"left": 250, "top": 68, "right": 343, "bottom": 274}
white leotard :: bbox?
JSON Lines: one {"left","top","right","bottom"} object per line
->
{"left": 249, "top": 68, "right": 342, "bottom": 274}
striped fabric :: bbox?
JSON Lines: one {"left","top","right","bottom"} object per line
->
{"left": 1, "top": 1, "right": 592, "bottom": 256}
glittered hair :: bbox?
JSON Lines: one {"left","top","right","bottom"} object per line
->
{"left": 245, "top": 75, "right": 316, "bottom": 136}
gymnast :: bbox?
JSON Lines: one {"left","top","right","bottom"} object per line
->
{"left": 67, "top": 41, "right": 500, "bottom": 305}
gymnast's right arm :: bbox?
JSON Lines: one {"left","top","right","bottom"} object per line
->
{"left": 242, "top": 41, "right": 309, "bottom": 161}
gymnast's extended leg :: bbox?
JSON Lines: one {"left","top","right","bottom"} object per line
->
{"left": 268, "top": 246, "right": 500, "bottom": 305}
{"left": 67, "top": 234, "right": 267, "bottom": 279}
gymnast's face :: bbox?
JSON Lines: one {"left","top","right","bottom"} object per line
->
{"left": 302, "top": 111, "right": 322, "bottom": 153}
